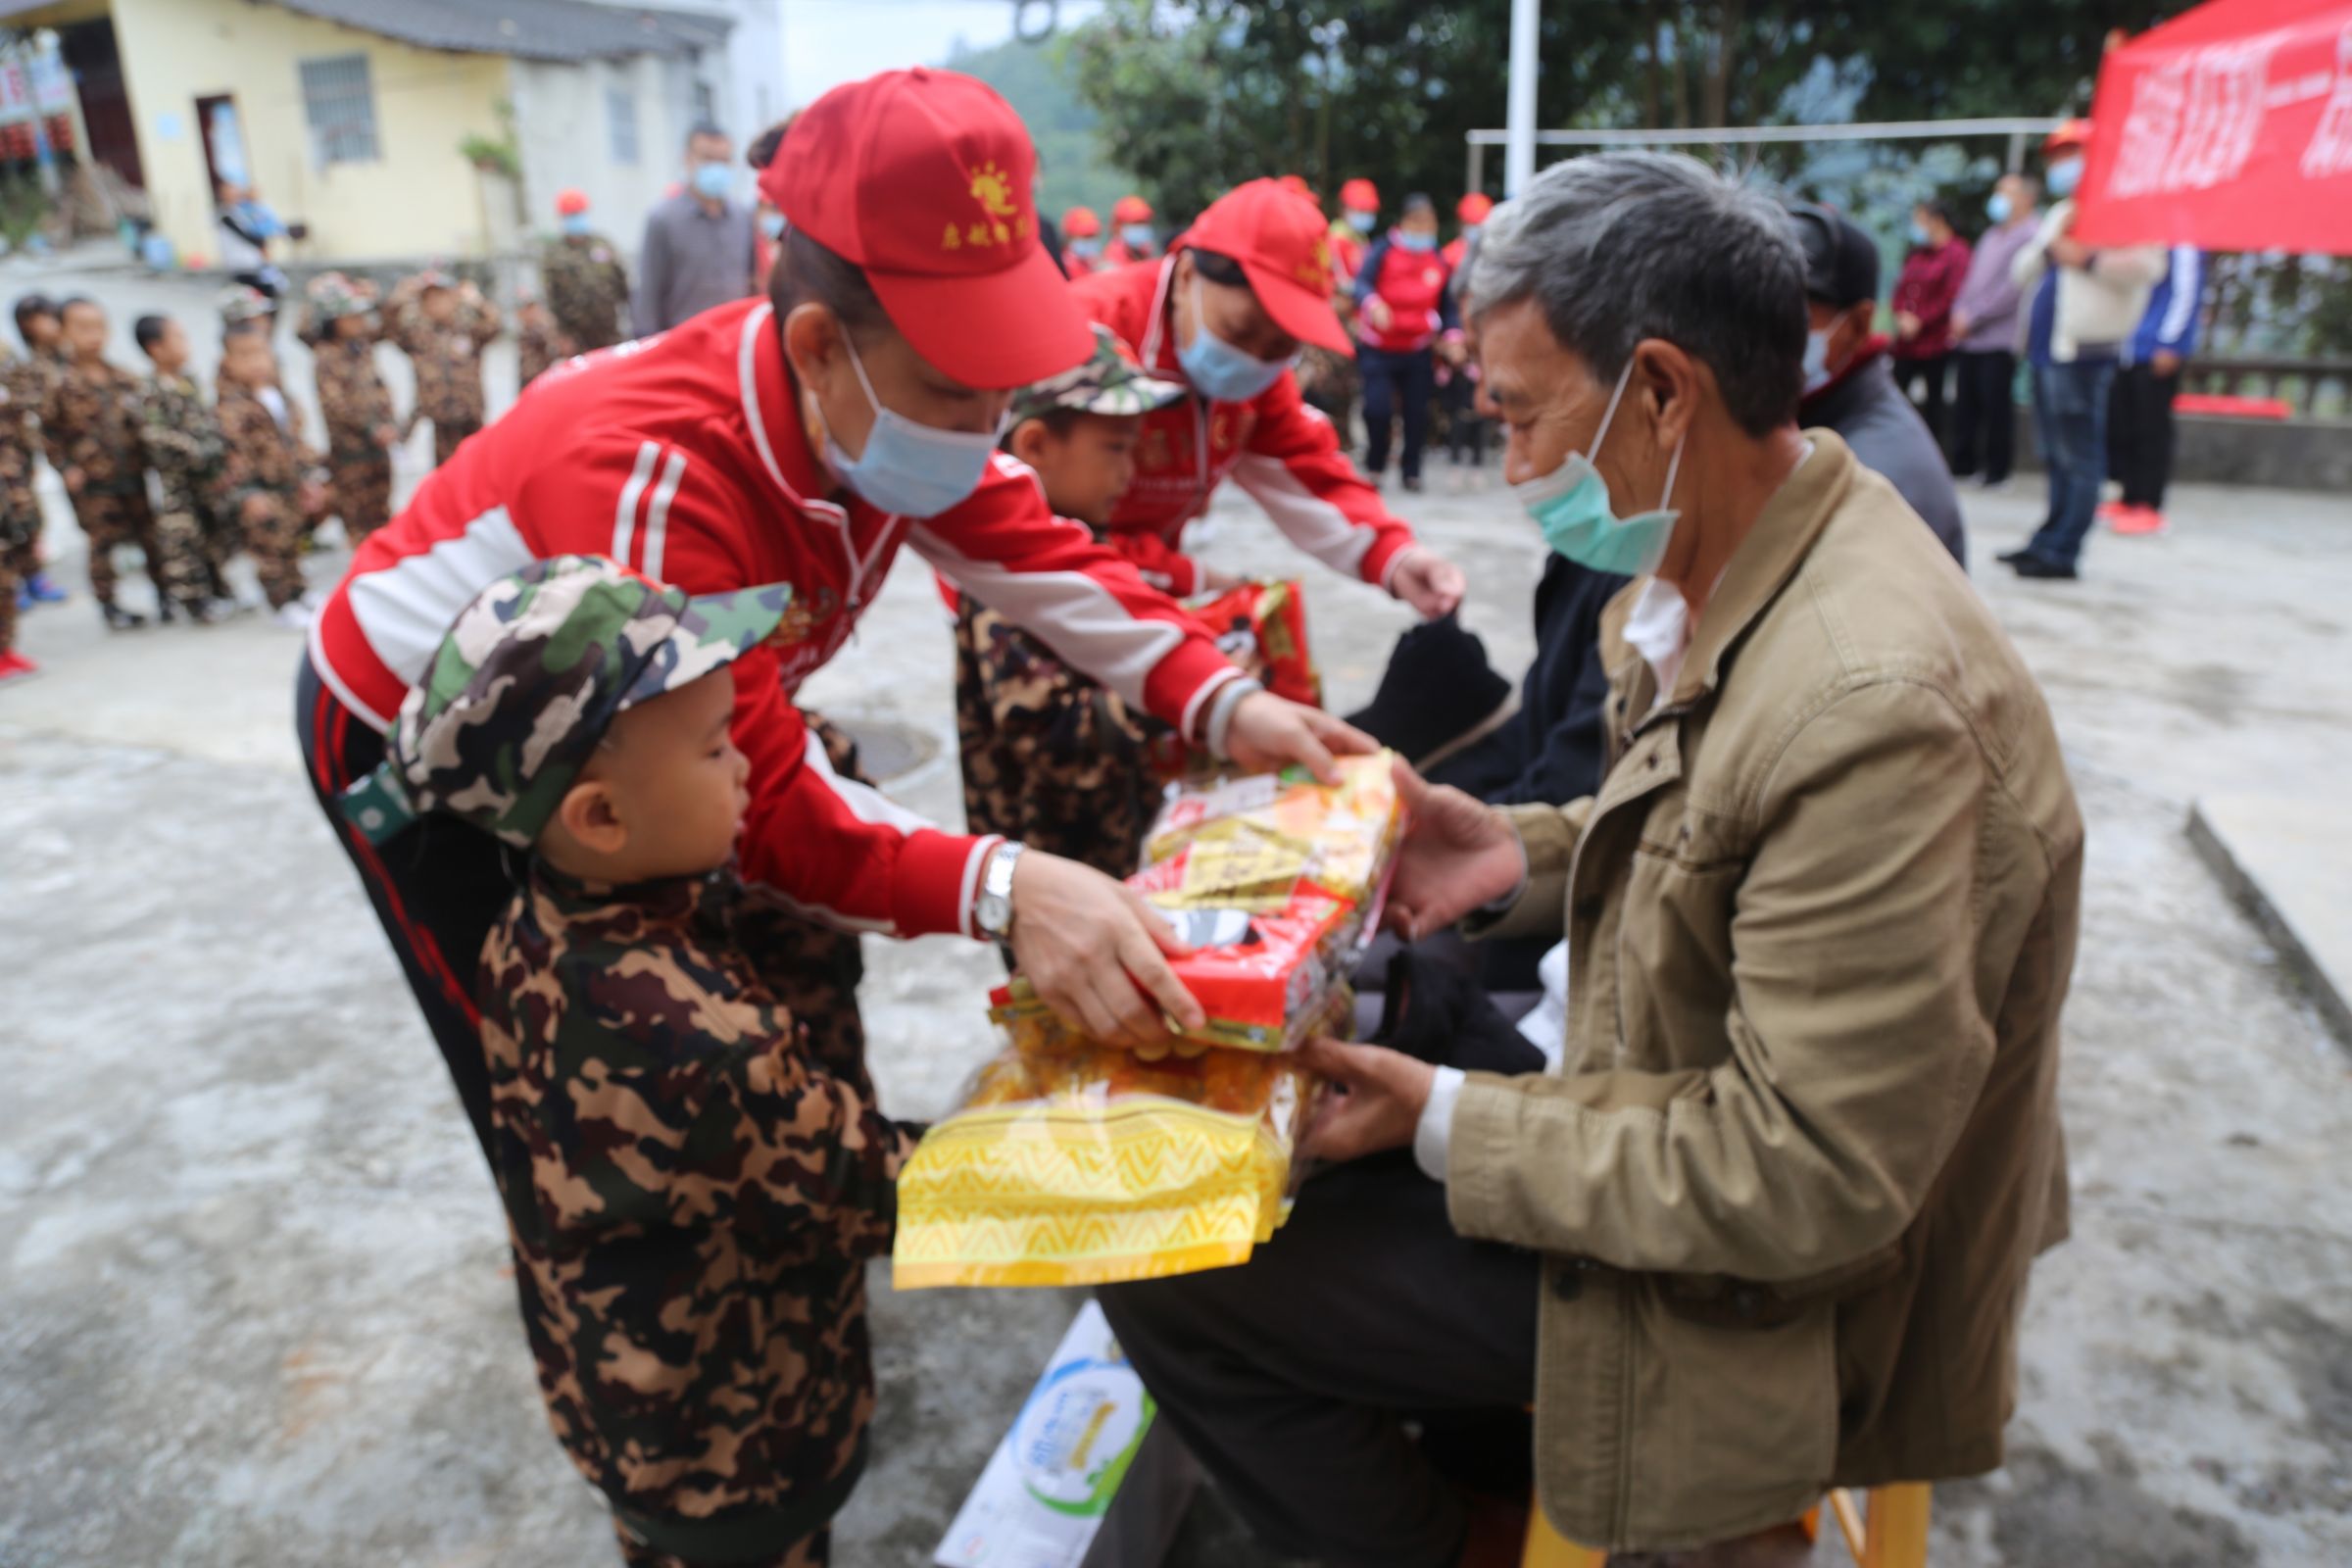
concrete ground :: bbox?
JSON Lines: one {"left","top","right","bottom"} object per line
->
{"left": 4, "top": 256, "right": 2351, "bottom": 1567}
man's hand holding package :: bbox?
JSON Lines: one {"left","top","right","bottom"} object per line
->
{"left": 1298, "top": 1035, "right": 1433, "bottom": 1162}
{"left": 1383, "top": 760, "right": 1526, "bottom": 940}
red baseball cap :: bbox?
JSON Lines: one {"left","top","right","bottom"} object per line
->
{"left": 1339, "top": 177, "right": 1380, "bottom": 213}
{"left": 2044, "top": 118, "right": 2093, "bottom": 154}
{"left": 760, "top": 68, "right": 1091, "bottom": 389}
{"left": 1175, "top": 178, "right": 1351, "bottom": 356}
{"left": 1062, "top": 205, "right": 1101, "bottom": 239}
{"left": 555, "top": 187, "right": 589, "bottom": 217}
{"left": 1456, "top": 191, "right": 1494, "bottom": 223}
{"left": 1112, "top": 194, "right": 1154, "bottom": 224}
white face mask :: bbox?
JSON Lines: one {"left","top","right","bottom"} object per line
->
{"left": 1802, "top": 328, "right": 1834, "bottom": 394}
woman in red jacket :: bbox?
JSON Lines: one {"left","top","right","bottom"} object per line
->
{"left": 1890, "top": 198, "right": 1972, "bottom": 448}
{"left": 1351, "top": 192, "right": 1457, "bottom": 492}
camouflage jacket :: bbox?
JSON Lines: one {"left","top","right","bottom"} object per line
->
{"left": 217, "top": 380, "right": 320, "bottom": 507}
{"left": 541, "top": 233, "right": 631, "bottom": 353}
{"left": 516, "top": 317, "right": 576, "bottom": 389}
{"left": 478, "top": 860, "right": 915, "bottom": 1550}
{"left": 41, "top": 359, "right": 148, "bottom": 495}
{"left": 1, "top": 346, "right": 59, "bottom": 440}
{"left": 136, "top": 371, "right": 228, "bottom": 518}
{"left": 312, "top": 337, "right": 395, "bottom": 457}
{"left": 390, "top": 289, "right": 502, "bottom": 427}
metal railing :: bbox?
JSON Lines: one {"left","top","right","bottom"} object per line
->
{"left": 2183, "top": 357, "right": 2352, "bottom": 420}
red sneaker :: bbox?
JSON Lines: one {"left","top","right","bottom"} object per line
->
{"left": 2111, "top": 505, "right": 2169, "bottom": 536}
{"left": 2095, "top": 499, "right": 2128, "bottom": 522}
{"left": 0, "top": 649, "right": 38, "bottom": 684}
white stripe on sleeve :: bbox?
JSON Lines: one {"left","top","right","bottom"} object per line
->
{"left": 612, "top": 439, "right": 660, "bottom": 567}
{"left": 345, "top": 505, "right": 536, "bottom": 688}
{"left": 642, "top": 448, "right": 687, "bottom": 580}
{"left": 801, "top": 726, "right": 936, "bottom": 835}
{"left": 908, "top": 524, "right": 1185, "bottom": 710}
{"left": 1230, "top": 452, "right": 1378, "bottom": 578}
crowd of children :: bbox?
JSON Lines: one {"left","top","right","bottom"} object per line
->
{"left": 0, "top": 260, "right": 538, "bottom": 681}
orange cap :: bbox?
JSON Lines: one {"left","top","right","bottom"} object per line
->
{"left": 1061, "top": 205, "right": 1101, "bottom": 239}
{"left": 1111, "top": 193, "right": 1154, "bottom": 224}
{"left": 2044, "top": 118, "right": 2093, "bottom": 154}
{"left": 1456, "top": 192, "right": 1494, "bottom": 223}
{"left": 1339, "top": 177, "right": 1379, "bottom": 213}
{"left": 555, "top": 187, "right": 589, "bottom": 217}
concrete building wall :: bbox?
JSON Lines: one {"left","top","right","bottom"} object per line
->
{"left": 509, "top": 51, "right": 702, "bottom": 249}
{"left": 102, "top": 0, "right": 510, "bottom": 263}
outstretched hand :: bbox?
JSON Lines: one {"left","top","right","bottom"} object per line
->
{"left": 1298, "top": 1035, "right": 1434, "bottom": 1164}
{"left": 1383, "top": 758, "right": 1525, "bottom": 941}
{"left": 1224, "top": 692, "right": 1375, "bottom": 784}
{"left": 1390, "top": 549, "right": 1466, "bottom": 619}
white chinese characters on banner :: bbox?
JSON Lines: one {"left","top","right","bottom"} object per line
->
{"left": 2108, "top": 32, "right": 2288, "bottom": 198}
{"left": 2304, "top": 23, "right": 2352, "bottom": 179}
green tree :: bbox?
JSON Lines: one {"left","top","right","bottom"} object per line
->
{"left": 945, "top": 33, "right": 1138, "bottom": 225}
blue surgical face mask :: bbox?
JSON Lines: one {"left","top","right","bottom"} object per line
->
{"left": 759, "top": 210, "right": 786, "bottom": 240}
{"left": 1513, "top": 360, "right": 1687, "bottom": 577}
{"left": 817, "top": 334, "right": 1002, "bottom": 518}
{"left": 560, "top": 213, "right": 590, "bottom": 237}
{"left": 1348, "top": 210, "right": 1377, "bottom": 234}
{"left": 1460, "top": 223, "right": 1483, "bottom": 240}
{"left": 1908, "top": 220, "right": 1931, "bottom": 246}
{"left": 1178, "top": 273, "right": 1289, "bottom": 403}
{"left": 692, "top": 162, "right": 732, "bottom": 201}
{"left": 1121, "top": 223, "right": 1154, "bottom": 250}
{"left": 2047, "top": 157, "right": 2082, "bottom": 199}
{"left": 1986, "top": 191, "right": 2014, "bottom": 223}
{"left": 1396, "top": 229, "right": 1437, "bottom": 254}
{"left": 1070, "top": 236, "right": 1102, "bottom": 260}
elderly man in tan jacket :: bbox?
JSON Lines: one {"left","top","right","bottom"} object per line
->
{"left": 1098, "top": 152, "right": 2082, "bottom": 1568}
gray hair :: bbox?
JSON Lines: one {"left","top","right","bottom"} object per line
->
{"left": 1467, "top": 151, "right": 1808, "bottom": 436}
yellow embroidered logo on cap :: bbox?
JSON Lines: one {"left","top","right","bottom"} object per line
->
{"left": 947, "top": 160, "right": 1034, "bottom": 251}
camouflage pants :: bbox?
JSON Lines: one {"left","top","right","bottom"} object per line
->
{"left": 240, "top": 492, "right": 308, "bottom": 610}
{"left": 151, "top": 504, "right": 220, "bottom": 606}
{"left": 1298, "top": 344, "right": 1361, "bottom": 455}
{"left": 952, "top": 593, "right": 1163, "bottom": 881}
{"left": 73, "top": 487, "right": 161, "bottom": 607}
{"left": 432, "top": 418, "right": 481, "bottom": 469}
{"left": 0, "top": 470, "right": 35, "bottom": 594}
{"left": 613, "top": 1520, "right": 827, "bottom": 1568}
{"left": 328, "top": 450, "right": 392, "bottom": 543}
{"left": 0, "top": 531, "right": 15, "bottom": 653}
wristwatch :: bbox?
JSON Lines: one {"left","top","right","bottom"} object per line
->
{"left": 975, "top": 841, "right": 1026, "bottom": 941}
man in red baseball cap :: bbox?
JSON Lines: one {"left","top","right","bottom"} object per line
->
{"left": 297, "top": 66, "right": 1365, "bottom": 1399}
{"left": 1103, "top": 192, "right": 1159, "bottom": 266}
{"left": 1333, "top": 175, "right": 1383, "bottom": 281}
{"left": 1060, "top": 203, "right": 1103, "bottom": 278}
{"left": 1067, "top": 175, "right": 1464, "bottom": 614}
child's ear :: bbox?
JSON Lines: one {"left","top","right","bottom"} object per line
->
{"left": 554, "top": 777, "right": 628, "bottom": 856}
{"left": 1007, "top": 417, "right": 1054, "bottom": 469}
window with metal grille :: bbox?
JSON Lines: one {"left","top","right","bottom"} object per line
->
{"left": 607, "top": 86, "right": 640, "bottom": 165}
{"left": 693, "top": 78, "right": 716, "bottom": 125}
{"left": 299, "top": 53, "right": 378, "bottom": 165}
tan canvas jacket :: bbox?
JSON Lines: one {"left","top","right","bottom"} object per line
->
{"left": 1454, "top": 431, "right": 2081, "bottom": 1550}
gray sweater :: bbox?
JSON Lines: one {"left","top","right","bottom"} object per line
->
{"left": 1799, "top": 352, "right": 1967, "bottom": 570}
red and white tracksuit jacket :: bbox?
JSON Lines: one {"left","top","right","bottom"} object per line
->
{"left": 309, "top": 298, "right": 1248, "bottom": 940}
{"left": 1070, "top": 256, "right": 1421, "bottom": 598}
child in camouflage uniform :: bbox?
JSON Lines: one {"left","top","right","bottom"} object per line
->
{"left": 0, "top": 338, "right": 37, "bottom": 680}
{"left": 216, "top": 320, "right": 327, "bottom": 623}
{"left": 389, "top": 267, "right": 502, "bottom": 466}
{"left": 8, "top": 294, "right": 67, "bottom": 607}
{"left": 302, "top": 272, "right": 397, "bottom": 544}
{"left": 514, "top": 291, "right": 573, "bottom": 389}
{"left": 43, "top": 298, "right": 166, "bottom": 628}
{"left": 340, "top": 556, "right": 913, "bottom": 1568}
{"left": 542, "top": 189, "right": 632, "bottom": 354}
{"left": 133, "top": 314, "right": 235, "bottom": 621}
{"left": 953, "top": 324, "right": 1193, "bottom": 878}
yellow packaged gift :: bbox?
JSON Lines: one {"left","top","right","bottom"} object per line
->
{"left": 892, "top": 1004, "right": 1337, "bottom": 1290}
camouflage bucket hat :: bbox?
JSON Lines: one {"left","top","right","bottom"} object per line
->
{"left": 1008, "top": 322, "right": 1188, "bottom": 425}
{"left": 305, "top": 270, "right": 375, "bottom": 321}
{"left": 218, "top": 284, "right": 273, "bottom": 325}
{"left": 338, "top": 556, "right": 793, "bottom": 849}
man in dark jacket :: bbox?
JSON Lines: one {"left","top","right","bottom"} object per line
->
{"left": 1788, "top": 203, "right": 1967, "bottom": 569}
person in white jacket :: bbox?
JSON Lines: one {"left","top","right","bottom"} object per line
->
{"left": 1998, "top": 119, "right": 2167, "bottom": 579}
